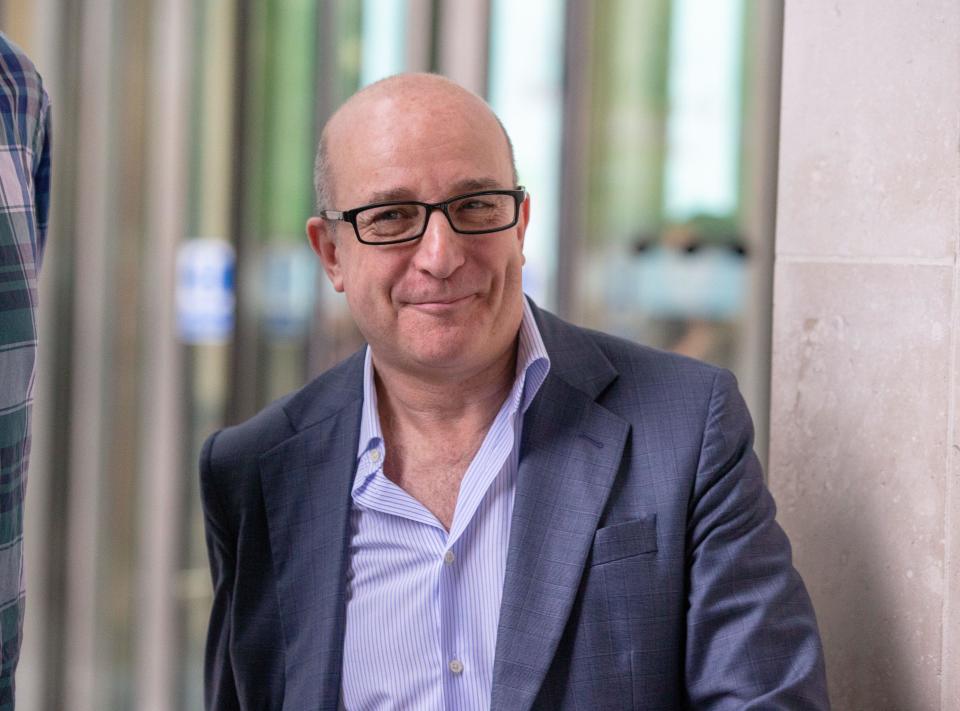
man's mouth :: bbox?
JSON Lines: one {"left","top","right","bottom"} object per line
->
{"left": 404, "top": 294, "right": 476, "bottom": 312}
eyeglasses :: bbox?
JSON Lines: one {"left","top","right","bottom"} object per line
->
{"left": 320, "top": 187, "right": 526, "bottom": 245}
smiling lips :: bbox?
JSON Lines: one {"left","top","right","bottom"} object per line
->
{"left": 404, "top": 293, "right": 477, "bottom": 313}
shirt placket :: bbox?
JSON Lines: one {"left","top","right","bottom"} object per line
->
{"left": 438, "top": 532, "right": 466, "bottom": 708}
{"left": 438, "top": 409, "right": 520, "bottom": 710}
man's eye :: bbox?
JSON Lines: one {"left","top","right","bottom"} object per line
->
{"left": 459, "top": 199, "right": 494, "bottom": 210}
{"left": 372, "top": 209, "right": 407, "bottom": 222}
{"left": 363, "top": 206, "right": 417, "bottom": 225}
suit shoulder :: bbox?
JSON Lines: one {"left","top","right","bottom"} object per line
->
{"left": 579, "top": 327, "right": 749, "bottom": 460}
{"left": 531, "top": 304, "right": 726, "bottom": 413}
{"left": 201, "top": 349, "right": 365, "bottom": 476}
{"left": 204, "top": 394, "right": 296, "bottom": 471}
{"left": 534, "top": 303, "right": 722, "bottom": 382}
{"left": 589, "top": 326, "right": 722, "bottom": 379}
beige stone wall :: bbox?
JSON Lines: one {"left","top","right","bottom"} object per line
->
{"left": 770, "top": 2, "right": 960, "bottom": 709}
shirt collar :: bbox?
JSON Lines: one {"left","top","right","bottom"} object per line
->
{"left": 356, "top": 344, "right": 384, "bottom": 462}
{"left": 354, "top": 297, "right": 551, "bottom": 489}
{"left": 513, "top": 296, "right": 551, "bottom": 415}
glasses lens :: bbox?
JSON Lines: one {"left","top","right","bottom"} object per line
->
{"left": 448, "top": 193, "right": 516, "bottom": 233}
{"left": 355, "top": 203, "right": 426, "bottom": 243}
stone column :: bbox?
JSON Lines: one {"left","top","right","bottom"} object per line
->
{"left": 770, "top": 2, "right": 959, "bottom": 709}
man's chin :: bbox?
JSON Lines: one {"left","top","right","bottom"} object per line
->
{"left": 388, "top": 328, "right": 489, "bottom": 374}
{"left": 404, "top": 342, "right": 476, "bottom": 373}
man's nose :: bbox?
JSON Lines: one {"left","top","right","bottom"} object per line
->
{"left": 411, "top": 208, "right": 465, "bottom": 279}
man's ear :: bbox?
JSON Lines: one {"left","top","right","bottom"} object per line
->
{"left": 516, "top": 193, "right": 530, "bottom": 266}
{"left": 306, "top": 216, "right": 346, "bottom": 292}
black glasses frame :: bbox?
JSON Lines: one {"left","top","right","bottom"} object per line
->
{"left": 320, "top": 187, "right": 527, "bottom": 245}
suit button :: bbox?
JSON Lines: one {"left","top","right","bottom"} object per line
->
{"left": 448, "top": 659, "right": 464, "bottom": 674}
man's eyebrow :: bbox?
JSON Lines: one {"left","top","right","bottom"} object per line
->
{"left": 447, "top": 177, "right": 507, "bottom": 194}
{"left": 364, "top": 187, "right": 418, "bottom": 204}
{"left": 362, "top": 178, "right": 509, "bottom": 205}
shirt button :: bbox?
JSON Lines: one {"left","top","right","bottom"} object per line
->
{"left": 370, "top": 449, "right": 381, "bottom": 462}
{"left": 443, "top": 550, "right": 455, "bottom": 565}
{"left": 448, "top": 659, "right": 464, "bottom": 674}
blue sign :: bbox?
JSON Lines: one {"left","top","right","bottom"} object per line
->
{"left": 176, "top": 238, "right": 236, "bottom": 344}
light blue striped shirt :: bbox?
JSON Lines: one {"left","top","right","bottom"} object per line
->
{"left": 341, "top": 298, "right": 550, "bottom": 710}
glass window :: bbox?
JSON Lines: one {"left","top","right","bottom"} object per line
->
{"left": 487, "top": 0, "right": 565, "bottom": 310}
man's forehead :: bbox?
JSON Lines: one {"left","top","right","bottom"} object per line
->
{"left": 363, "top": 177, "right": 507, "bottom": 204}
{"left": 323, "top": 75, "right": 513, "bottom": 202}
{"left": 327, "top": 76, "right": 496, "bottom": 144}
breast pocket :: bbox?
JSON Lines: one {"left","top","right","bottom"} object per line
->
{"left": 590, "top": 514, "right": 658, "bottom": 566}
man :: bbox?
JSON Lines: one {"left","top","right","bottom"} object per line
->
{"left": 201, "top": 73, "right": 828, "bottom": 710}
{"left": 0, "top": 32, "right": 51, "bottom": 710}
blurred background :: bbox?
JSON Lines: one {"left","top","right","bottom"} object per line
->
{"left": 2, "top": 0, "right": 783, "bottom": 708}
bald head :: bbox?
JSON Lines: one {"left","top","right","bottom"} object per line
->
{"left": 314, "top": 73, "right": 517, "bottom": 211}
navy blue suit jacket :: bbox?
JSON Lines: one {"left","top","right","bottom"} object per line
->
{"left": 200, "top": 303, "right": 829, "bottom": 710}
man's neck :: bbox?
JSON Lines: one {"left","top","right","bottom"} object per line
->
{"left": 371, "top": 340, "right": 520, "bottom": 529}
{"left": 372, "top": 340, "right": 518, "bottom": 435}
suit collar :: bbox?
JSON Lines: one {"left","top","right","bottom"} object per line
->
{"left": 281, "top": 348, "right": 366, "bottom": 432}
{"left": 527, "top": 298, "right": 619, "bottom": 400}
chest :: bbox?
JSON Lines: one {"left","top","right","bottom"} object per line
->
{"left": 342, "top": 428, "right": 521, "bottom": 709}
{"left": 385, "top": 437, "right": 480, "bottom": 529}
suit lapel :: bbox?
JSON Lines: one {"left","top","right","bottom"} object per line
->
{"left": 490, "top": 371, "right": 630, "bottom": 711}
{"left": 259, "top": 356, "right": 364, "bottom": 711}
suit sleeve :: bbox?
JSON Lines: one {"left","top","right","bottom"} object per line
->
{"left": 200, "top": 430, "right": 242, "bottom": 711}
{"left": 685, "top": 370, "right": 829, "bottom": 710}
